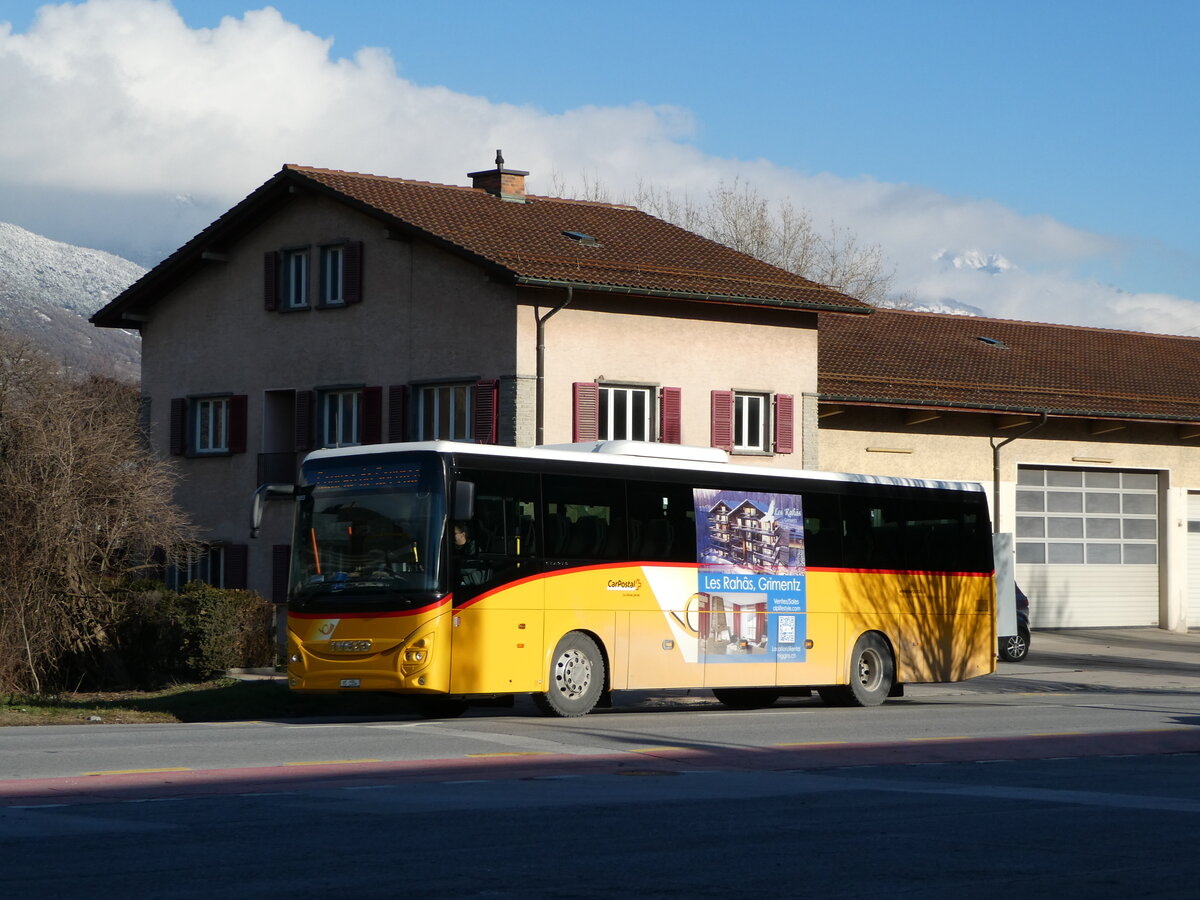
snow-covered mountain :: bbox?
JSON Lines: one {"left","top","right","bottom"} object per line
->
{"left": 0, "top": 223, "right": 144, "bottom": 381}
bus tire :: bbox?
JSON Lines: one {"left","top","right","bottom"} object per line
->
{"left": 712, "top": 688, "right": 781, "bottom": 709}
{"left": 821, "top": 633, "right": 894, "bottom": 708}
{"left": 533, "top": 632, "right": 605, "bottom": 718}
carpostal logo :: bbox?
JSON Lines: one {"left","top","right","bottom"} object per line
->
{"left": 606, "top": 577, "right": 643, "bottom": 592}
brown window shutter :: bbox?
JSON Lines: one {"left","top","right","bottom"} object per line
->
{"left": 294, "top": 390, "right": 314, "bottom": 452}
{"left": 387, "top": 385, "right": 408, "bottom": 442}
{"left": 228, "top": 394, "right": 248, "bottom": 454}
{"left": 474, "top": 379, "right": 499, "bottom": 444}
{"left": 225, "top": 544, "right": 249, "bottom": 590}
{"left": 659, "top": 387, "right": 682, "bottom": 444}
{"left": 169, "top": 398, "right": 186, "bottom": 456}
{"left": 774, "top": 393, "right": 795, "bottom": 454}
{"left": 344, "top": 241, "right": 363, "bottom": 304}
{"left": 710, "top": 390, "right": 734, "bottom": 452}
{"left": 572, "top": 382, "right": 599, "bottom": 442}
{"left": 272, "top": 544, "right": 292, "bottom": 603}
{"left": 362, "top": 385, "right": 383, "bottom": 444}
{"left": 263, "top": 251, "right": 279, "bottom": 311}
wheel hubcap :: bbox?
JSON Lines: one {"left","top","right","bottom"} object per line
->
{"left": 857, "top": 648, "right": 882, "bottom": 691}
{"left": 554, "top": 648, "right": 592, "bottom": 699}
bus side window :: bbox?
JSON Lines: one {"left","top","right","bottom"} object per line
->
{"left": 453, "top": 469, "right": 539, "bottom": 592}
{"left": 541, "top": 473, "right": 628, "bottom": 560}
{"left": 802, "top": 491, "right": 843, "bottom": 568}
{"left": 627, "top": 480, "right": 696, "bottom": 563}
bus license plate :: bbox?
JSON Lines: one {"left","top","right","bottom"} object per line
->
{"left": 340, "top": 678, "right": 361, "bottom": 688}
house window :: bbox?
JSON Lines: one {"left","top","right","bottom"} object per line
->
{"left": 194, "top": 397, "right": 229, "bottom": 454}
{"left": 1015, "top": 467, "right": 1158, "bottom": 565}
{"left": 284, "top": 248, "right": 309, "bottom": 309}
{"left": 419, "top": 384, "right": 474, "bottom": 441}
{"left": 169, "top": 544, "right": 225, "bottom": 589}
{"left": 171, "top": 395, "right": 246, "bottom": 456}
{"left": 734, "top": 392, "right": 769, "bottom": 452}
{"left": 320, "top": 245, "right": 344, "bottom": 306}
{"left": 599, "top": 385, "right": 652, "bottom": 441}
{"left": 322, "top": 389, "right": 362, "bottom": 447}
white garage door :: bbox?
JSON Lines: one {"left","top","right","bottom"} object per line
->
{"left": 1014, "top": 466, "right": 1159, "bottom": 628}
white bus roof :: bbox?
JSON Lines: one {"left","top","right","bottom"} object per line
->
{"left": 302, "top": 440, "right": 986, "bottom": 493}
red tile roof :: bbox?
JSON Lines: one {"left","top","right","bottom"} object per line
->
{"left": 287, "top": 166, "right": 869, "bottom": 310}
{"left": 819, "top": 308, "right": 1200, "bottom": 422}
{"left": 92, "top": 164, "right": 870, "bottom": 327}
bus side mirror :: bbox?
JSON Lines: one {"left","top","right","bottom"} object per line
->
{"left": 454, "top": 481, "right": 476, "bottom": 522}
{"left": 251, "top": 483, "right": 298, "bottom": 538}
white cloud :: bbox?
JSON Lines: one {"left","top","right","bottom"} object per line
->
{"left": 2, "top": 0, "right": 1198, "bottom": 335}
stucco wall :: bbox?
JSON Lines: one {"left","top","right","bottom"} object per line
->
{"left": 521, "top": 292, "right": 820, "bottom": 465}
{"left": 140, "top": 191, "right": 520, "bottom": 594}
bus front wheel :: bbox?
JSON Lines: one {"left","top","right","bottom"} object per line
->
{"left": 533, "top": 632, "right": 606, "bottom": 718}
{"left": 818, "top": 633, "right": 895, "bottom": 707}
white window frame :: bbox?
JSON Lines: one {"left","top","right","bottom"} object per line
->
{"left": 193, "top": 397, "right": 229, "bottom": 454}
{"left": 418, "top": 383, "right": 474, "bottom": 441}
{"left": 322, "top": 389, "right": 362, "bottom": 448}
{"left": 284, "top": 248, "right": 309, "bottom": 310}
{"left": 599, "top": 384, "right": 653, "bottom": 441}
{"left": 320, "top": 244, "right": 345, "bottom": 306}
{"left": 733, "top": 392, "right": 769, "bottom": 452}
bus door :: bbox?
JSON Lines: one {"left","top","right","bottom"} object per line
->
{"left": 448, "top": 469, "right": 544, "bottom": 695}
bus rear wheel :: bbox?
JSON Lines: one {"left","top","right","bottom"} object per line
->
{"left": 712, "top": 688, "right": 781, "bottom": 709}
{"left": 818, "top": 633, "right": 894, "bottom": 707}
{"left": 533, "top": 632, "right": 605, "bottom": 718}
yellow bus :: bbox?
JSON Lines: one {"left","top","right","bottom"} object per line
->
{"left": 260, "top": 440, "right": 995, "bottom": 717}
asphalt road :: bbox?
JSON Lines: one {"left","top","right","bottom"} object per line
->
{"left": 1, "top": 627, "right": 1197, "bottom": 898}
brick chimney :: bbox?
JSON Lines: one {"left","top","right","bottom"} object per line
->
{"left": 469, "top": 150, "right": 528, "bottom": 202}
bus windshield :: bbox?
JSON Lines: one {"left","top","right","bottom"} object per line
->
{"left": 289, "top": 453, "right": 446, "bottom": 610}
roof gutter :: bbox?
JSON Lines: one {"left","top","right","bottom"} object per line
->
{"left": 819, "top": 394, "right": 1200, "bottom": 425}
{"left": 514, "top": 276, "right": 871, "bottom": 315}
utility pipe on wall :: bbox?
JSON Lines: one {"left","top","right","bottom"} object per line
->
{"left": 535, "top": 285, "right": 573, "bottom": 445}
{"left": 990, "top": 411, "right": 1047, "bottom": 533}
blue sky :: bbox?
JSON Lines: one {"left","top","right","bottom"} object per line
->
{"left": 2, "top": 0, "right": 1198, "bottom": 332}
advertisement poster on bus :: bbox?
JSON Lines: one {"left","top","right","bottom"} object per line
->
{"left": 692, "top": 488, "right": 807, "bottom": 663}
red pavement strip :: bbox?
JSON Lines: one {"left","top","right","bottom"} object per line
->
{"left": 3, "top": 728, "right": 1198, "bottom": 807}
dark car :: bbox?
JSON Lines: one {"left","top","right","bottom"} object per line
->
{"left": 998, "top": 585, "right": 1031, "bottom": 662}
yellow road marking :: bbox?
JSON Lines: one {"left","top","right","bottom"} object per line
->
{"left": 85, "top": 767, "right": 193, "bottom": 776}
{"left": 908, "top": 736, "right": 971, "bottom": 742}
{"left": 463, "top": 752, "right": 549, "bottom": 758}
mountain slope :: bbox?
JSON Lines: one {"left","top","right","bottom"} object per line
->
{"left": 0, "top": 223, "right": 144, "bottom": 381}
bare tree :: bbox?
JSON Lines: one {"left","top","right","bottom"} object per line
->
{"left": 551, "top": 174, "right": 898, "bottom": 305}
{"left": 0, "top": 332, "right": 194, "bottom": 692}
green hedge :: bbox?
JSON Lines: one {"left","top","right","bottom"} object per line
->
{"left": 113, "top": 582, "right": 277, "bottom": 687}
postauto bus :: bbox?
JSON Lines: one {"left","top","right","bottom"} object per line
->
{"left": 254, "top": 440, "right": 995, "bottom": 717}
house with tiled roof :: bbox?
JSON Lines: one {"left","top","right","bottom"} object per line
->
{"left": 92, "top": 155, "right": 869, "bottom": 599}
{"left": 817, "top": 308, "right": 1200, "bottom": 632}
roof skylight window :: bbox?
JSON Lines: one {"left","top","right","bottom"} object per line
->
{"left": 977, "top": 336, "right": 1009, "bottom": 349}
{"left": 562, "top": 230, "right": 600, "bottom": 246}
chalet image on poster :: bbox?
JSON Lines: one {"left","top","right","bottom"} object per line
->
{"left": 693, "top": 488, "right": 807, "bottom": 664}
